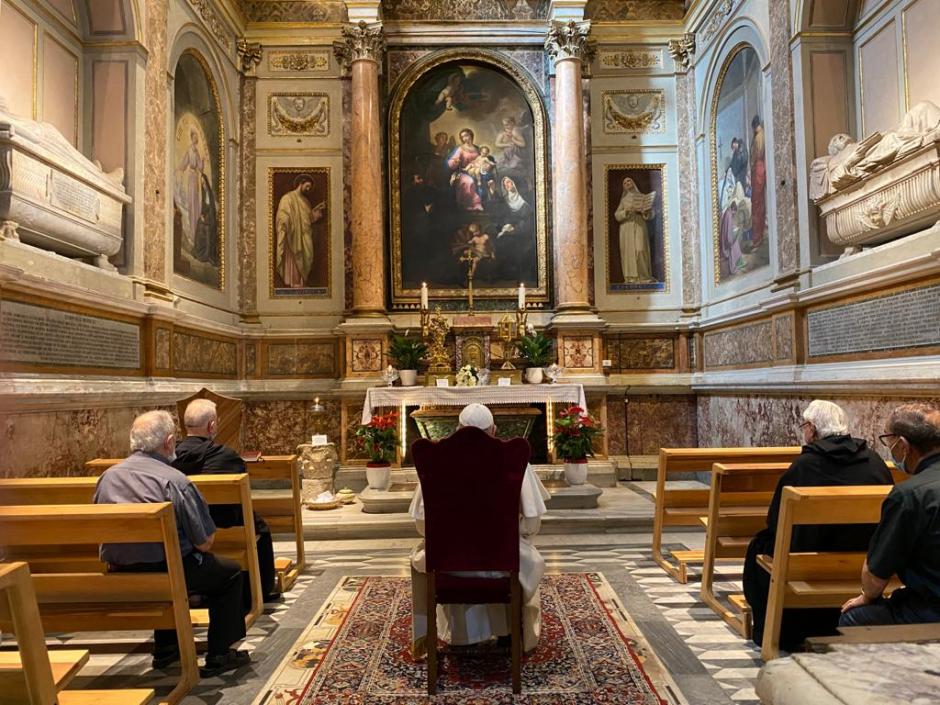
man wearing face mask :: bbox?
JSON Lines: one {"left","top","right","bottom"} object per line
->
{"left": 94, "top": 410, "right": 250, "bottom": 677}
{"left": 840, "top": 402, "right": 940, "bottom": 627}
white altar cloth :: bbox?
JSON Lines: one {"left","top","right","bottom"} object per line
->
{"left": 361, "top": 383, "right": 588, "bottom": 424}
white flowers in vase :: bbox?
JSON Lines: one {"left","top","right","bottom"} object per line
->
{"left": 455, "top": 364, "right": 480, "bottom": 387}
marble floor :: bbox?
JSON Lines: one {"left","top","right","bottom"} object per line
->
{"left": 44, "top": 483, "right": 768, "bottom": 705}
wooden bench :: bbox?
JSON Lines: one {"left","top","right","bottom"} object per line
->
{"left": 699, "top": 462, "right": 792, "bottom": 637}
{"left": 0, "top": 561, "right": 154, "bottom": 705}
{"left": 87, "top": 454, "right": 304, "bottom": 593}
{"left": 653, "top": 447, "right": 802, "bottom": 583}
{"left": 806, "top": 622, "right": 940, "bottom": 649}
{"left": 759, "top": 485, "right": 902, "bottom": 661}
{"left": 0, "top": 505, "right": 197, "bottom": 704}
{"left": 0, "top": 473, "right": 263, "bottom": 629}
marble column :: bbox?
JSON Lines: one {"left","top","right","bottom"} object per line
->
{"left": 335, "top": 21, "right": 386, "bottom": 317}
{"left": 546, "top": 21, "right": 593, "bottom": 318}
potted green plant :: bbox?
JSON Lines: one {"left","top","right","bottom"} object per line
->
{"left": 515, "top": 331, "right": 553, "bottom": 383}
{"left": 355, "top": 410, "right": 399, "bottom": 490}
{"left": 553, "top": 405, "right": 604, "bottom": 485}
{"left": 388, "top": 332, "right": 427, "bottom": 387}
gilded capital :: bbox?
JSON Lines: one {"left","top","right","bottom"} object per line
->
{"left": 333, "top": 20, "right": 386, "bottom": 70}
{"left": 545, "top": 20, "right": 592, "bottom": 63}
{"left": 668, "top": 33, "right": 696, "bottom": 73}
{"left": 236, "top": 38, "right": 262, "bottom": 76}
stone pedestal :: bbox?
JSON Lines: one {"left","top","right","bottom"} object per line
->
{"left": 297, "top": 442, "right": 340, "bottom": 503}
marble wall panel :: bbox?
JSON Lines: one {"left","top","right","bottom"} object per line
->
{"left": 383, "top": 0, "right": 548, "bottom": 21}
{"left": 238, "top": 76, "right": 258, "bottom": 316}
{"left": 606, "top": 336, "right": 675, "bottom": 370}
{"left": 774, "top": 313, "right": 794, "bottom": 361}
{"left": 675, "top": 71, "right": 700, "bottom": 309}
{"left": 265, "top": 340, "right": 336, "bottom": 377}
{"left": 625, "top": 394, "right": 697, "bottom": 454}
{"left": 585, "top": 0, "right": 684, "bottom": 21}
{"left": 243, "top": 398, "right": 342, "bottom": 454}
{"left": 606, "top": 395, "right": 626, "bottom": 455}
{"left": 173, "top": 331, "right": 238, "bottom": 376}
{"left": 703, "top": 320, "right": 774, "bottom": 369}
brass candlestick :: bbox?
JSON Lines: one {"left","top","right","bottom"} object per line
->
{"left": 497, "top": 306, "right": 528, "bottom": 370}
{"left": 422, "top": 306, "right": 451, "bottom": 376}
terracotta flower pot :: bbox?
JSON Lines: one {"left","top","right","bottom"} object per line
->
{"left": 365, "top": 461, "right": 391, "bottom": 490}
{"left": 525, "top": 367, "right": 544, "bottom": 384}
{"left": 399, "top": 369, "right": 418, "bottom": 387}
{"left": 563, "top": 458, "right": 588, "bottom": 486}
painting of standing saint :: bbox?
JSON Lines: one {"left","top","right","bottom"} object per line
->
{"left": 173, "top": 51, "right": 224, "bottom": 289}
{"left": 268, "top": 168, "right": 330, "bottom": 297}
{"left": 391, "top": 58, "right": 548, "bottom": 305}
{"left": 711, "top": 45, "right": 770, "bottom": 284}
{"left": 606, "top": 165, "right": 667, "bottom": 292}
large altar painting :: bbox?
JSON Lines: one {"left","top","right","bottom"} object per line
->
{"left": 606, "top": 164, "right": 667, "bottom": 292}
{"left": 391, "top": 57, "right": 548, "bottom": 306}
{"left": 173, "top": 51, "right": 224, "bottom": 289}
{"left": 711, "top": 44, "right": 770, "bottom": 284}
{"left": 268, "top": 167, "right": 330, "bottom": 297}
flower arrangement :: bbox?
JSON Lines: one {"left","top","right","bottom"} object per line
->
{"left": 355, "top": 410, "right": 399, "bottom": 464}
{"left": 455, "top": 364, "right": 480, "bottom": 387}
{"left": 515, "top": 331, "right": 553, "bottom": 368}
{"left": 552, "top": 405, "right": 604, "bottom": 461}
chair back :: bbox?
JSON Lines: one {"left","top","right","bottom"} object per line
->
{"left": 413, "top": 426, "right": 530, "bottom": 573}
{"left": 176, "top": 387, "right": 244, "bottom": 452}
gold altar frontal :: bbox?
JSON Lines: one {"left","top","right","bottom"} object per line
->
{"left": 410, "top": 405, "right": 541, "bottom": 441}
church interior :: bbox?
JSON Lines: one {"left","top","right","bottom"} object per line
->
{"left": 1, "top": 0, "right": 939, "bottom": 703}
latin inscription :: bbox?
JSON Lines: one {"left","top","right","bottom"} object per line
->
{"left": 50, "top": 172, "right": 100, "bottom": 223}
{"left": 0, "top": 300, "right": 140, "bottom": 368}
{"left": 808, "top": 284, "right": 940, "bottom": 357}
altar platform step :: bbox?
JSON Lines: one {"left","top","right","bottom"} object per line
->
{"left": 300, "top": 483, "right": 653, "bottom": 540}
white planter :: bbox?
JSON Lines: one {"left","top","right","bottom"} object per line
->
{"left": 365, "top": 463, "right": 391, "bottom": 490}
{"left": 399, "top": 369, "right": 418, "bottom": 386}
{"left": 564, "top": 460, "right": 588, "bottom": 486}
{"left": 525, "top": 367, "right": 544, "bottom": 384}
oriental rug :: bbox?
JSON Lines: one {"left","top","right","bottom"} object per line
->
{"left": 252, "top": 573, "right": 684, "bottom": 704}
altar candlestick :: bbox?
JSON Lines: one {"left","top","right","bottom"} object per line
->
{"left": 517, "top": 283, "right": 525, "bottom": 310}
{"left": 421, "top": 282, "right": 429, "bottom": 310}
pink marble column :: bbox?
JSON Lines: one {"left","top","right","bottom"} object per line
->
{"left": 336, "top": 22, "right": 386, "bottom": 316}
{"left": 546, "top": 21, "right": 592, "bottom": 314}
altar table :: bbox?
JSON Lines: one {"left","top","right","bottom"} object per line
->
{"left": 360, "top": 383, "right": 588, "bottom": 424}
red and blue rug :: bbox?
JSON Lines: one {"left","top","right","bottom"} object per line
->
{"left": 255, "top": 573, "right": 678, "bottom": 704}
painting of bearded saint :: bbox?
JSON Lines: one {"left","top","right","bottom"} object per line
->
{"left": 712, "top": 45, "right": 770, "bottom": 283}
{"left": 395, "top": 61, "right": 543, "bottom": 300}
{"left": 173, "top": 51, "right": 223, "bottom": 288}
{"left": 269, "top": 169, "right": 329, "bottom": 297}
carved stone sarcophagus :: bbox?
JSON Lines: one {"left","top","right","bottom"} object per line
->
{"left": 0, "top": 108, "right": 131, "bottom": 268}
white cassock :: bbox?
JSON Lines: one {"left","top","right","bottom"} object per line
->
{"left": 409, "top": 464, "right": 550, "bottom": 656}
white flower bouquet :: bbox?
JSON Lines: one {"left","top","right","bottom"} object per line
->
{"left": 455, "top": 364, "right": 480, "bottom": 387}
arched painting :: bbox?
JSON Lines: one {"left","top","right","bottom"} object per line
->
{"left": 711, "top": 44, "right": 770, "bottom": 284}
{"left": 173, "top": 50, "right": 224, "bottom": 289}
{"left": 390, "top": 55, "right": 548, "bottom": 307}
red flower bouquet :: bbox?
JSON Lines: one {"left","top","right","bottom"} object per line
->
{"left": 355, "top": 410, "right": 399, "bottom": 463}
{"left": 552, "top": 405, "right": 604, "bottom": 461}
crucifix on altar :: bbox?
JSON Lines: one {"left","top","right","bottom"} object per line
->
{"left": 458, "top": 246, "right": 478, "bottom": 315}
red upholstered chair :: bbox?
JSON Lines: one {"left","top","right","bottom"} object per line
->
{"left": 412, "top": 426, "right": 531, "bottom": 695}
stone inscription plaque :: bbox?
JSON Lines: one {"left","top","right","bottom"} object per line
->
{"left": 808, "top": 284, "right": 940, "bottom": 358}
{"left": 0, "top": 300, "right": 140, "bottom": 369}
{"left": 50, "top": 171, "right": 100, "bottom": 223}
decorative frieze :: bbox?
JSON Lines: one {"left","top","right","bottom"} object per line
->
{"left": 268, "top": 93, "right": 329, "bottom": 136}
{"left": 236, "top": 39, "right": 262, "bottom": 76}
{"left": 186, "top": 0, "right": 232, "bottom": 51}
{"left": 697, "top": 0, "right": 742, "bottom": 50}
{"left": 268, "top": 50, "right": 330, "bottom": 73}
{"left": 602, "top": 90, "right": 665, "bottom": 134}
{"left": 597, "top": 49, "right": 663, "bottom": 70}
{"left": 667, "top": 33, "right": 695, "bottom": 73}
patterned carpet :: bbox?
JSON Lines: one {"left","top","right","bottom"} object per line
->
{"left": 252, "top": 573, "right": 685, "bottom": 704}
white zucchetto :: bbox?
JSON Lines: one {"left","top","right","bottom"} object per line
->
{"left": 458, "top": 403, "right": 494, "bottom": 430}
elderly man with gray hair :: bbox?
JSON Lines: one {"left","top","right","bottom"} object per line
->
{"left": 94, "top": 410, "right": 250, "bottom": 678}
{"left": 743, "top": 399, "right": 892, "bottom": 651}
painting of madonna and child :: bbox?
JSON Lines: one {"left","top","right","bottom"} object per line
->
{"left": 713, "top": 45, "right": 770, "bottom": 284}
{"left": 394, "top": 62, "right": 545, "bottom": 301}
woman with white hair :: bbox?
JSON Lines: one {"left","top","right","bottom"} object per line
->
{"left": 742, "top": 399, "right": 893, "bottom": 651}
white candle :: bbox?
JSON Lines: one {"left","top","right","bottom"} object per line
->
{"left": 421, "top": 282, "right": 429, "bottom": 310}
{"left": 517, "top": 283, "right": 525, "bottom": 310}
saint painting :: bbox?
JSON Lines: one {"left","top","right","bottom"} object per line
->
{"left": 606, "top": 165, "right": 666, "bottom": 292}
{"left": 712, "top": 45, "right": 770, "bottom": 283}
{"left": 391, "top": 57, "right": 548, "bottom": 305}
{"left": 268, "top": 168, "right": 330, "bottom": 297}
{"left": 172, "top": 51, "right": 223, "bottom": 289}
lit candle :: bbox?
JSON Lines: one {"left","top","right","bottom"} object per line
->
{"left": 517, "top": 283, "right": 525, "bottom": 310}
{"left": 315, "top": 397, "right": 320, "bottom": 405}
{"left": 421, "top": 282, "right": 429, "bottom": 310}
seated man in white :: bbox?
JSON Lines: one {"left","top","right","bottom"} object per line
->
{"left": 409, "top": 402, "right": 550, "bottom": 657}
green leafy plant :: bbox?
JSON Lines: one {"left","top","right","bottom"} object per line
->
{"left": 515, "top": 332, "right": 553, "bottom": 367}
{"left": 355, "top": 410, "right": 399, "bottom": 463}
{"left": 388, "top": 332, "right": 428, "bottom": 370}
{"left": 553, "top": 405, "right": 605, "bottom": 461}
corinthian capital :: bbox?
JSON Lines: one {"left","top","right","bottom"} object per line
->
{"left": 545, "top": 20, "right": 592, "bottom": 63}
{"left": 333, "top": 20, "right": 385, "bottom": 70}
{"left": 668, "top": 33, "right": 696, "bottom": 73}
{"left": 236, "top": 38, "right": 262, "bottom": 76}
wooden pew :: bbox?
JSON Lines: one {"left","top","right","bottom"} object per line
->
{"left": 0, "top": 505, "right": 198, "bottom": 704}
{"left": 86, "top": 454, "right": 304, "bottom": 593}
{"left": 759, "top": 485, "right": 902, "bottom": 661}
{"left": 653, "top": 447, "right": 802, "bottom": 583}
{"left": 699, "top": 462, "right": 791, "bottom": 637}
{"left": 0, "top": 561, "right": 154, "bottom": 705}
{"left": 0, "top": 474, "right": 263, "bottom": 628}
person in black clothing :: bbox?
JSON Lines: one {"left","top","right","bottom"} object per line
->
{"left": 840, "top": 402, "right": 940, "bottom": 627}
{"left": 173, "top": 399, "right": 280, "bottom": 602}
{"left": 743, "top": 400, "right": 892, "bottom": 651}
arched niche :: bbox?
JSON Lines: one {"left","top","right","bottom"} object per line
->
{"left": 386, "top": 50, "right": 551, "bottom": 310}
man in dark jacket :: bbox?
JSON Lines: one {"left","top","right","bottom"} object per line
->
{"left": 173, "top": 399, "right": 280, "bottom": 601}
{"left": 743, "top": 400, "right": 892, "bottom": 651}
